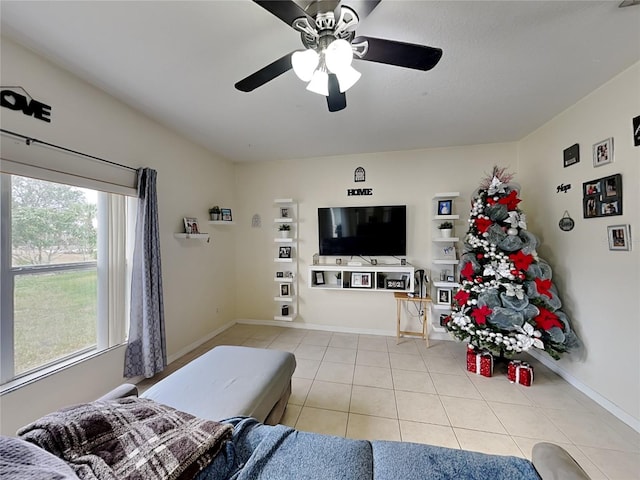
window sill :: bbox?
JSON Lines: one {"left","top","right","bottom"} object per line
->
{"left": 0, "top": 344, "right": 123, "bottom": 396}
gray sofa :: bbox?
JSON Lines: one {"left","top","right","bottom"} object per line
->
{"left": 1, "top": 345, "right": 591, "bottom": 480}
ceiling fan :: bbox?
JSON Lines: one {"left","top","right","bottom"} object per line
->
{"left": 234, "top": 0, "right": 443, "bottom": 112}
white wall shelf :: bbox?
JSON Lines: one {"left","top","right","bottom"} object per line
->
{"left": 433, "top": 281, "right": 461, "bottom": 288}
{"left": 433, "top": 237, "right": 460, "bottom": 243}
{"left": 309, "top": 264, "right": 415, "bottom": 293}
{"left": 208, "top": 220, "right": 235, "bottom": 225}
{"left": 433, "top": 192, "right": 461, "bottom": 199}
{"left": 273, "top": 199, "right": 298, "bottom": 321}
{"left": 434, "top": 214, "right": 460, "bottom": 221}
{"left": 173, "top": 233, "right": 209, "bottom": 240}
{"left": 433, "top": 259, "right": 460, "bottom": 265}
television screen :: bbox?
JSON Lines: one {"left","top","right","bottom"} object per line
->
{"left": 318, "top": 205, "right": 406, "bottom": 256}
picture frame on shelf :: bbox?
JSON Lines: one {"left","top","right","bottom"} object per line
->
{"left": 446, "top": 275, "right": 456, "bottom": 282}
{"left": 440, "top": 245, "right": 456, "bottom": 260}
{"left": 314, "top": 271, "right": 325, "bottom": 285}
{"left": 607, "top": 224, "right": 631, "bottom": 251}
{"left": 439, "top": 314, "right": 449, "bottom": 327}
{"left": 280, "top": 207, "right": 290, "bottom": 218}
{"left": 281, "top": 305, "right": 289, "bottom": 316}
{"left": 437, "top": 199, "right": 452, "bottom": 215}
{"left": 284, "top": 271, "right": 293, "bottom": 278}
{"left": 278, "top": 246, "right": 292, "bottom": 259}
{"left": 183, "top": 217, "right": 200, "bottom": 234}
{"left": 276, "top": 271, "right": 284, "bottom": 278}
{"left": 280, "top": 284, "right": 290, "bottom": 297}
{"left": 592, "top": 137, "right": 613, "bottom": 167}
{"left": 221, "top": 208, "right": 232, "bottom": 221}
{"left": 351, "top": 272, "right": 372, "bottom": 288}
{"left": 436, "top": 288, "right": 451, "bottom": 305}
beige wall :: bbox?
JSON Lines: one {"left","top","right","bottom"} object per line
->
{"left": 518, "top": 63, "right": 640, "bottom": 427}
{"left": 234, "top": 144, "right": 518, "bottom": 332}
{"left": 0, "top": 37, "right": 237, "bottom": 435}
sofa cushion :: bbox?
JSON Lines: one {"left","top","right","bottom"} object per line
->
{"left": 141, "top": 345, "right": 296, "bottom": 423}
{"left": 371, "top": 440, "right": 541, "bottom": 480}
{"left": 0, "top": 435, "right": 79, "bottom": 480}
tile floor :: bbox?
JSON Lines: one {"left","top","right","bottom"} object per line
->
{"left": 138, "top": 324, "right": 640, "bottom": 480}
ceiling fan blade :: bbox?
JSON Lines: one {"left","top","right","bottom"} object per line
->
{"left": 342, "top": 0, "right": 381, "bottom": 19}
{"left": 235, "top": 52, "right": 294, "bottom": 92}
{"left": 253, "top": 0, "right": 313, "bottom": 27}
{"left": 327, "top": 73, "right": 347, "bottom": 112}
{"left": 352, "top": 35, "right": 443, "bottom": 71}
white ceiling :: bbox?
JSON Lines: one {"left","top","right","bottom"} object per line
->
{"left": 1, "top": 1, "right": 639, "bottom": 163}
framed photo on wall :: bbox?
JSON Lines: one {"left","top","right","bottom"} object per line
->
{"left": 436, "top": 288, "right": 451, "bottom": 305}
{"left": 593, "top": 137, "right": 613, "bottom": 167}
{"left": 351, "top": 272, "right": 372, "bottom": 288}
{"left": 280, "top": 284, "right": 290, "bottom": 297}
{"left": 183, "top": 217, "right": 200, "bottom": 234}
{"left": 582, "top": 174, "right": 622, "bottom": 219}
{"left": 437, "top": 199, "right": 452, "bottom": 215}
{"left": 221, "top": 208, "right": 232, "bottom": 221}
{"left": 607, "top": 224, "right": 631, "bottom": 251}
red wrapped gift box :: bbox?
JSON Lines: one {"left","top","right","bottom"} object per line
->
{"left": 508, "top": 360, "right": 534, "bottom": 386}
{"left": 466, "top": 345, "right": 493, "bottom": 377}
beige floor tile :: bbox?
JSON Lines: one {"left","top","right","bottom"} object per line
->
{"left": 267, "top": 341, "right": 298, "bottom": 353}
{"left": 391, "top": 369, "right": 436, "bottom": 394}
{"left": 399, "top": 420, "right": 460, "bottom": 449}
{"left": 275, "top": 330, "right": 306, "bottom": 343}
{"left": 358, "top": 335, "right": 389, "bottom": 351}
{"left": 301, "top": 331, "right": 332, "bottom": 346}
{"left": 280, "top": 404, "right": 302, "bottom": 427}
{"left": 389, "top": 352, "right": 427, "bottom": 372}
{"left": 295, "top": 406, "right": 348, "bottom": 437}
{"left": 578, "top": 445, "right": 640, "bottom": 480}
{"left": 356, "top": 349, "right": 390, "bottom": 368}
{"left": 386, "top": 338, "right": 420, "bottom": 355}
{"left": 395, "top": 391, "right": 449, "bottom": 426}
{"left": 347, "top": 413, "right": 401, "bottom": 441}
{"left": 353, "top": 365, "right": 393, "bottom": 389}
{"left": 442, "top": 396, "right": 507, "bottom": 434}
{"left": 544, "top": 408, "right": 634, "bottom": 451}
{"left": 305, "top": 380, "right": 352, "bottom": 412}
{"left": 329, "top": 333, "right": 359, "bottom": 349}
{"left": 431, "top": 373, "right": 482, "bottom": 400}
{"left": 520, "top": 380, "right": 593, "bottom": 412}
{"left": 454, "top": 428, "right": 524, "bottom": 457}
{"left": 323, "top": 346, "right": 357, "bottom": 364}
{"left": 242, "top": 338, "right": 272, "bottom": 348}
{"left": 294, "top": 343, "right": 327, "bottom": 361}
{"left": 489, "top": 402, "right": 569, "bottom": 443}
{"left": 423, "top": 355, "right": 467, "bottom": 375}
{"left": 469, "top": 374, "right": 534, "bottom": 406}
{"left": 316, "top": 361, "right": 355, "bottom": 384}
{"left": 419, "top": 341, "right": 456, "bottom": 358}
{"left": 292, "top": 358, "right": 320, "bottom": 379}
{"left": 511, "top": 437, "right": 607, "bottom": 480}
{"left": 350, "top": 385, "right": 398, "bottom": 418}
{"left": 289, "top": 377, "right": 313, "bottom": 405}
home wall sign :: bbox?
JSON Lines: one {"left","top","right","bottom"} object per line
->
{"left": 0, "top": 87, "right": 52, "bottom": 123}
{"left": 556, "top": 183, "right": 571, "bottom": 194}
{"left": 347, "top": 188, "right": 373, "bottom": 196}
{"left": 354, "top": 167, "right": 366, "bottom": 182}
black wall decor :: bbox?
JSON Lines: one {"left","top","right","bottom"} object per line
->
{"left": 633, "top": 115, "right": 640, "bottom": 147}
{"left": 583, "top": 173, "right": 622, "bottom": 218}
{"left": 347, "top": 187, "right": 373, "bottom": 196}
{"left": 0, "top": 87, "right": 51, "bottom": 123}
{"left": 563, "top": 143, "right": 580, "bottom": 167}
{"left": 354, "top": 166, "right": 366, "bottom": 182}
{"left": 556, "top": 183, "right": 571, "bottom": 193}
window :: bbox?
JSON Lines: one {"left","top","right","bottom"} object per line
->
{"left": 0, "top": 174, "right": 135, "bottom": 387}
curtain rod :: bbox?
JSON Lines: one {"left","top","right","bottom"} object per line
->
{"left": 0, "top": 128, "right": 138, "bottom": 173}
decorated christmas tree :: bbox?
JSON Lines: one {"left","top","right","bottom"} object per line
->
{"left": 445, "top": 167, "right": 579, "bottom": 360}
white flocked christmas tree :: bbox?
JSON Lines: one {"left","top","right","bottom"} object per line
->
{"left": 445, "top": 167, "right": 580, "bottom": 360}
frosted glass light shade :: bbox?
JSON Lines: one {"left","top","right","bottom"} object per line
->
{"left": 306, "top": 69, "right": 329, "bottom": 96}
{"left": 325, "top": 39, "right": 353, "bottom": 73}
{"left": 292, "top": 49, "right": 319, "bottom": 82}
{"left": 336, "top": 65, "right": 361, "bottom": 92}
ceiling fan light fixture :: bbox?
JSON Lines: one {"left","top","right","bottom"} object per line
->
{"left": 306, "top": 68, "right": 329, "bottom": 96}
{"left": 292, "top": 49, "right": 319, "bottom": 82}
{"left": 335, "top": 65, "right": 361, "bottom": 92}
{"left": 325, "top": 39, "right": 354, "bottom": 73}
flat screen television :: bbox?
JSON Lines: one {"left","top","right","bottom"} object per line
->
{"left": 318, "top": 205, "right": 406, "bottom": 256}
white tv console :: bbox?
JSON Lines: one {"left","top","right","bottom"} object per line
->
{"left": 308, "top": 264, "right": 415, "bottom": 293}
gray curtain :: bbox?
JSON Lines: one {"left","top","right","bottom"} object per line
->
{"left": 124, "top": 168, "right": 166, "bottom": 378}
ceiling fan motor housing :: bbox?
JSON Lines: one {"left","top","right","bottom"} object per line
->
{"left": 295, "top": 5, "right": 358, "bottom": 51}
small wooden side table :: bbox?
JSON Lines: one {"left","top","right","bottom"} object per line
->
{"left": 394, "top": 292, "right": 431, "bottom": 348}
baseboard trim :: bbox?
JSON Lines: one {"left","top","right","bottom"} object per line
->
{"left": 527, "top": 349, "right": 640, "bottom": 433}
